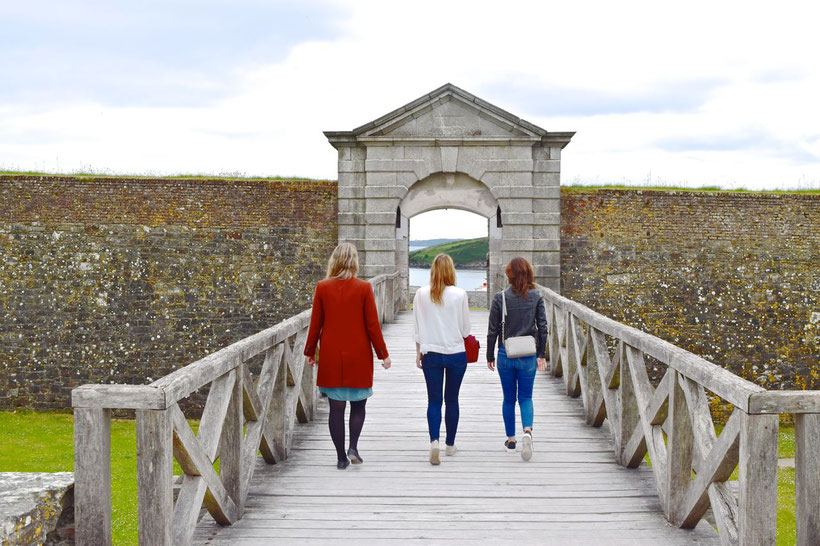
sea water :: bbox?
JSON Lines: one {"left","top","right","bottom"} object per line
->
{"left": 409, "top": 267, "right": 486, "bottom": 291}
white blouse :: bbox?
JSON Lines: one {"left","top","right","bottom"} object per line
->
{"left": 412, "top": 285, "right": 471, "bottom": 355}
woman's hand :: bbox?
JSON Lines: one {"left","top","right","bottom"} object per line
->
{"left": 487, "top": 360, "right": 495, "bottom": 371}
{"left": 306, "top": 356, "right": 316, "bottom": 367}
{"left": 416, "top": 352, "right": 423, "bottom": 369}
{"left": 382, "top": 357, "right": 392, "bottom": 370}
{"left": 537, "top": 357, "right": 547, "bottom": 372}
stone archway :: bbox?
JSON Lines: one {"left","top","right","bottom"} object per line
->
{"left": 394, "top": 172, "right": 499, "bottom": 307}
{"left": 325, "top": 83, "right": 573, "bottom": 307}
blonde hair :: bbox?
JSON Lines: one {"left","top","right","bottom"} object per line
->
{"left": 430, "top": 254, "right": 456, "bottom": 304}
{"left": 326, "top": 242, "right": 359, "bottom": 280}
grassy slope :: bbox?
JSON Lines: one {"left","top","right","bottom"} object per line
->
{"left": 408, "top": 237, "right": 489, "bottom": 266}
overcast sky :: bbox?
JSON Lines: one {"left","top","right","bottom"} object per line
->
{"left": 3, "top": 1, "right": 819, "bottom": 227}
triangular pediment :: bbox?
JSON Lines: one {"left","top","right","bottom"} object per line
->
{"left": 326, "top": 83, "right": 552, "bottom": 143}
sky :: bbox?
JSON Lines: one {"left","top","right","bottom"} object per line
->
{"left": 2, "top": 0, "right": 820, "bottom": 239}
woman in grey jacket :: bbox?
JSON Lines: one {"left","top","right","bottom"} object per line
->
{"left": 486, "top": 257, "right": 548, "bottom": 461}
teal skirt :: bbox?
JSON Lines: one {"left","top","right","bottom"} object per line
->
{"left": 319, "top": 387, "right": 373, "bottom": 402}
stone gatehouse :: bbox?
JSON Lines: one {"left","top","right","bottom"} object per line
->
{"left": 324, "top": 83, "right": 574, "bottom": 306}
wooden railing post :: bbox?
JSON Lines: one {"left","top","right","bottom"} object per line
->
{"left": 795, "top": 413, "right": 820, "bottom": 546}
{"left": 738, "top": 411, "right": 778, "bottom": 545}
{"left": 385, "top": 276, "right": 394, "bottom": 323}
{"left": 136, "top": 408, "right": 173, "bottom": 545}
{"left": 221, "top": 368, "right": 243, "bottom": 513}
{"left": 74, "top": 407, "right": 112, "bottom": 546}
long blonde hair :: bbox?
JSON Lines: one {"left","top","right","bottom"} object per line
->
{"left": 430, "top": 254, "right": 456, "bottom": 304}
{"left": 326, "top": 242, "right": 359, "bottom": 280}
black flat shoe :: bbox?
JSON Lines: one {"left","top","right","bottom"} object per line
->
{"left": 347, "top": 448, "right": 363, "bottom": 464}
{"left": 337, "top": 458, "right": 350, "bottom": 470}
{"left": 504, "top": 439, "right": 517, "bottom": 451}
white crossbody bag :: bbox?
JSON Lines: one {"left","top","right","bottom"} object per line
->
{"left": 501, "top": 290, "right": 537, "bottom": 358}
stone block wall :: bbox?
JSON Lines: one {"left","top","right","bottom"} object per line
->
{"left": 561, "top": 189, "right": 820, "bottom": 391}
{"left": 0, "top": 472, "right": 74, "bottom": 545}
{"left": 0, "top": 175, "right": 337, "bottom": 410}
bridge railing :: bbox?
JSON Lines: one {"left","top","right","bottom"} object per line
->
{"left": 537, "top": 284, "right": 820, "bottom": 546}
{"left": 72, "top": 272, "right": 400, "bottom": 546}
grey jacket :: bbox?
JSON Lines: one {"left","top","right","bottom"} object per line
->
{"left": 486, "top": 287, "right": 548, "bottom": 362}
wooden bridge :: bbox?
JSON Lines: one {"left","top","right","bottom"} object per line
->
{"left": 72, "top": 273, "right": 820, "bottom": 545}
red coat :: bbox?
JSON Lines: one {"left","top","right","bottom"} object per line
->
{"left": 303, "top": 277, "right": 389, "bottom": 389}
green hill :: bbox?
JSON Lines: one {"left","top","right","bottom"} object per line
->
{"left": 409, "top": 237, "right": 488, "bottom": 268}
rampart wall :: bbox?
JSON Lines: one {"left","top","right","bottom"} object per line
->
{"left": 561, "top": 189, "right": 819, "bottom": 391}
{"left": 1, "top": 176, "right": 817, "bottom": 410}
{"left": 0, "top": 175, "right": 337, "bottom": 410}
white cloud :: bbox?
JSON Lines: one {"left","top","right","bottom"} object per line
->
{"left": 2, "top": 0, "right": 820, "bottom": 190}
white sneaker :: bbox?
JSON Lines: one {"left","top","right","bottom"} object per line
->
{"left": 445, "top": 444, "right": 458, "bottom": 456}
{"left": 521, "top": 431, "right": 533, "bottom": 461}
{"left": 429, "top": 440, "right": 441, "bottom": 465}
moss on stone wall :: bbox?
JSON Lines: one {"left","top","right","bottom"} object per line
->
{"left": 0, "top": 175, "right": 337, "bottom": 411}
{"left": 561, "top": 189, "right": 820, "bottom": 400}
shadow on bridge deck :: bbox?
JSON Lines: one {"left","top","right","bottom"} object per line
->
{"left": 194, "top": 310, "right": 718, "bottom": 545}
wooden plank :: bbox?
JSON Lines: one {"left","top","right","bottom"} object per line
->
{"left": 170, "top": 409, "right": 240, "bottom": 546}
{"left": 738, "top": 412, "right": 778, "bottom": 545}
{"left": 707, "top": 483, "right": 739, "bottom": 546}
{"left": 240, "top": 363, "right": 262, "bottom": 422}
{"left": 74, "top": 407, "right": 112, "bottom": 546}
{"left": 748, "top": 391, "right": 820, "bottom": 414}
{"left": 795, "top": 413, "right": 820, "bottom": 546}
{"left": 153, "top": 311, "right": 311, "bottom": 404}
{"left": 666, "top": 370, "right": 693, "bottom": 526}
{"left": 625, "top": 345, "right": 668, "bottom": 506}
{"left": 221, "top": 368, "right": 243, "bottom": 512}
{"left": 679, "top": 408, "right": 741, "bottom": 528}
{"left": 136, "top": 409, "right": 174, "bottom": 546}
{"left": 72, "top": 384, "right": 166, "bottom": 410}
{"left": 258, "top": 344, "right": 285, "bottom": 463}
{"left": 196, "top": 371, "right": 235, "bottom": 458}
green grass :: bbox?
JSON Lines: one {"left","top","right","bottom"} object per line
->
{"left": 409, "top": 237, "right": 489, "bottom": 267}
{"left": 0, "top": 169, "right": 327, "bottom": 182}
{"left": 0, "top": 411, "right": 203, "bottom": 545}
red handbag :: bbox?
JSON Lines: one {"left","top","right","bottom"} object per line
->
{"left": 464, "top": 335, "right": 480, "bottom": 363}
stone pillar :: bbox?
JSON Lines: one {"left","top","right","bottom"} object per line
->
{"left": 337, "top": 146, "right": 367, "bottom": 254}
{"left": 531, "top": 145, "right": 562, "bottom": 292}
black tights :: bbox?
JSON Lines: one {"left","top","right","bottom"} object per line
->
{"left": 328, "top": 399, "right": 367, "bottom": 462}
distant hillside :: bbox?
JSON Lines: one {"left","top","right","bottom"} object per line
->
{"left": 409, "top": 238, "right": 461, "bottom": 248}
{"left": 409, "top": 237, "right": 488, "bottom": 268}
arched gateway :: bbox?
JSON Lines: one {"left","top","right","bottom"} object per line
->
{"left": 325, "top": 83, "right": 573, "bottom": 307}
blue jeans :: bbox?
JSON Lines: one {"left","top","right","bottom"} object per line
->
{"left": 421, "top": 351, "right": 467, "bottom": 446}
{"left": 496, "top": 346, "right": 536, "bottom": 437}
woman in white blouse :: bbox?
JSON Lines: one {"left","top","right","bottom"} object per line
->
{"left": 413, "top": 254, "right": 471, "bottom": 465}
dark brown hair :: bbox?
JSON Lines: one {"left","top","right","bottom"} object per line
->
{"left": 505, "top": 257, "right": 534, "bottom": 298}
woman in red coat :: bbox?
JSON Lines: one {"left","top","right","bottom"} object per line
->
{"left": 304, "top": 243, "right": 391, "bottom": 469}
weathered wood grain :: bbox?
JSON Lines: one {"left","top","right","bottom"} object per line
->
{"left": 72, "top": 384, "right": 166, "bottom": 410}
{"left": 136, "top": 409, "right": 174, "bottom": 546}
{"left": 738, "top": 412, "right": 778, "bottom": 545}
{"left": 73, "top": 407, "right": 112, "bottom": 546}
{"left": 795, "top": 412, "right": 820, "bottom": 546}
{"left": 748, "top": 391, "right": 820, "bottom": 414}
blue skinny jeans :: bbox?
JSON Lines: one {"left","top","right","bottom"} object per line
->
{"left": 496, "top": 346, "right": 536, "bottom": 437}
{"left": 421, "top": 351, "right": 467, "bottom": 446}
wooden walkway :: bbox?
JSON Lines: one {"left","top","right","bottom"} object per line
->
{"left": 194, "top": 310, "right": 719, "bottom": 545}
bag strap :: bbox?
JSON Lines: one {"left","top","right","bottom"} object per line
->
{"left": 501, "top": 290, "right": 506, "bottom": 342}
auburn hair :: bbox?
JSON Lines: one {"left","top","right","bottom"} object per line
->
{"left": 429, "top": 254, "right": 456, "bottom": 304}
{"left": 505, "top": 257, "right": 535, "bottom": 298}
{"left": 326, "top": 242, "right": 359, "bottom": 280}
